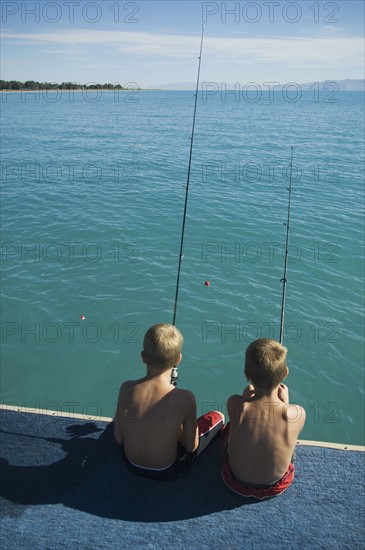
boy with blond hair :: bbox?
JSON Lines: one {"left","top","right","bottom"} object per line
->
{"left": 114, "top": 323, "right": 224, "bottom": 480}
{"left": 222, "top": 338, "right": 306, "bottom": 499}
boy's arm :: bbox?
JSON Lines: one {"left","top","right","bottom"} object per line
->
{"left": 278, "top": 383, "right": 289, "bottom": 404}
{"left": 279, "top": 384, "right": 306, "bottom": 433}
{"left": 227, "top": 394, "right": 241, "bottom": 424}
{"left": 286, "top": 405, "right": 306, "bottom": 434}
{"left": 242, "top": 384, "right": 255, "bottom": 399}
{"left": 181, "top": 390, "right": 199, "bottom": 452}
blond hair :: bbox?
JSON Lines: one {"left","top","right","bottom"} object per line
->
{"left": 245, "top": 338, "right": 287, "bottom": 390}
{"left": 143, "top": 324, "right": 183, "bottom": 371}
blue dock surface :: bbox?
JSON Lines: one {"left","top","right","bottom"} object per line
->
{"left": 1, "top": 407, "right": 364, "bottom": 549}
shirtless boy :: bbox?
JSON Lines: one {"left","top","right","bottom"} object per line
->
{"left": 114, "top": 323, "right": 224, "bottom": 480}
{"left": 223, "top": 338, "right": 306, "bottom": 499}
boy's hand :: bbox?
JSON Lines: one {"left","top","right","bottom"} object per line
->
{"left": 242, "top": 384, "right": 255, "bottom": 399}
{"left": 278, "top": 383, "right": 289, "bottom": 404}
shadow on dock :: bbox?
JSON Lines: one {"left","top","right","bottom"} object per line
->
{"left": 0, "top": 410, "right": 255, "bottom": 522}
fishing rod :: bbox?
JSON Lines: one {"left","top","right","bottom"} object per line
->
{"left": 279, "top": 146, "right": 294, "bottom": 345}
{"left": 171, "top": 26, "right": 204, "bottom": 386}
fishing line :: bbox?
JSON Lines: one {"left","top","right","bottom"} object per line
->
{"left": 279, "top": 146, "right": 294, "bottom": 345}
{"left": 171, "top": 25, "right": 204, "bottom": 386}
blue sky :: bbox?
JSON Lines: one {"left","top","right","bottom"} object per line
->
{"left": 1, "top": 0, "right": 364, "bottom": 87}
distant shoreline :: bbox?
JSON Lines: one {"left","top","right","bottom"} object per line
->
{"left": 0, "top": 88, "right": 151, "bottom": 93}
{"left": 1, "top": 88, "right": 364, "bottom": 93}
{"left": 1, "top": 78, "right": 364, "bottom": 92}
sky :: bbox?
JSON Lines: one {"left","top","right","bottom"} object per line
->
{"left": 1, "top": 0, "right": 364, "bottom": 87}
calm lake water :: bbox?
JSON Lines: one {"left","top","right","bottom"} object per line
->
{"left": 1, "top": 89, "right": 364, "bottom": 445}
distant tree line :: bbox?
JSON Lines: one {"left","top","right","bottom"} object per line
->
{"left": 0, "top": 80, "right": 128, "bottom": 90}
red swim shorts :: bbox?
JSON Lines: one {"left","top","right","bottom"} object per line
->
{"left": 222, "top": 454, "right": 295, "bottom": 500}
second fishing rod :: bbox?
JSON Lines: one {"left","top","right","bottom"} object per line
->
{"left": 171, "top": 26, "right": 204, "bottom": 386}
{"left": 279, "top": 145, "right": 294, "bottom": 345}
{"left": 170, "top": 26, "right": 293, "bottom": 381}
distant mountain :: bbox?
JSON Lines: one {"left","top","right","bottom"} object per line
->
{"left": 300, "top": 79, "right": 364, "bottom": 91}
{"left": 150, "top": 79, "right": 365, "bottom": 92}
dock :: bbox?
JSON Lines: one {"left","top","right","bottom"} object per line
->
{"left": 1, "top": 406, "right": 364, "bottom": 549}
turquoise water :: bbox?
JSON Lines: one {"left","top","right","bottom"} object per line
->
{"left": 1, "top": 89, "right": 364, "bottom": 445}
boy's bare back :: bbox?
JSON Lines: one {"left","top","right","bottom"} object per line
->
{"left": 227, "top": 383, "right": 305, "bottom": 484}
{"left": 114, "top": 375, "right": 198, "bottom": 469}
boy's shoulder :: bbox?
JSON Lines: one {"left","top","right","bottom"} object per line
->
{"left": 160, "top": 387, "right": 197, "bottom": 416}
{"left": 227, "top": 393, "right": 243, "bottom": 406}
{"left": 118, "top": 379, "right": 134, "bottom": 393}
{"left": 118, "top": 380, "right": 196, "bottom": 403}
{"left": 117, "top": 379, "right": 141, "bottom": 401}
{"left": 227, "top": 390, "right": 252, "bottom": 408}
{"left": 282, "top": 402, "right": 306, "bottom": 426}
{"left": 171, "top": 387, "right": 196, "bottom": 405}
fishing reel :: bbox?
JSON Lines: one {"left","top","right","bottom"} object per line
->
{"left": 171, "top": 367, "right": 179, "bottom": 386}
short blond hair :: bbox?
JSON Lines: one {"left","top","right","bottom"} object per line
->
{"left": 143, "top": 324, "right": 183, "bottom": 371}
{"left": 245, "top": 338, "right": 287, "bottom": 390}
